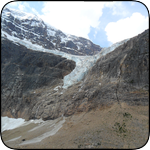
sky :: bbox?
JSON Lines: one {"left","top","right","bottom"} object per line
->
{"left": 2, "top": 1, "right": 149, "bottom": 47}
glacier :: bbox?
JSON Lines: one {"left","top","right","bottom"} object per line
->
{"left": 62, "top": 38, "right": 129, "bottom": 88}
{"left": 2, "top": 30, "right": 129, "bottom": 89}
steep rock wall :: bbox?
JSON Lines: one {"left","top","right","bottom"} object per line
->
{"left": 1, "top": 38, "right": 76, "bottom": 119}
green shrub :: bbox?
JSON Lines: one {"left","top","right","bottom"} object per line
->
{"left": 123, "top": 112, "right": 132, "bottom": 119}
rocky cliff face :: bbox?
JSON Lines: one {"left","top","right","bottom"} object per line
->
{"left": 78, "top": 29, "right": 149, "bottom": 107}
{"left": 2, "top": 29, "right": 148, "bottom": 120}
{"left": 1, "top": 38, "right": 76, "bottom": 119}
{"left": 1, "top": 7, "right": 149, "bottom": 121}
{"left": 32, "top": 29, "right": 149, "bottom": 120}
{"left": 2, "top": 7, "right": 102, "bottom": 56}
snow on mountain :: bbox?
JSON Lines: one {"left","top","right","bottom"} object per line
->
{"left": 2, "top": 115, "right": 66, "bottom": 146}
{"left": 98, "top": 38, "right": 130, "bottom": 57}
{"left": 1, "top": 7, "right": 102, "bottom": 56}
{"left": 2, "top": 7, "right": 45, "bottom": 27}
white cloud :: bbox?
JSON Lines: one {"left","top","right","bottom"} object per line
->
{"left": 39, "top": 2, "right": 105, "bottom": 39}
{"left": 105, "top": 12, "right": 148, "bottom": 43}
{"left": 18, "top": 4, "right": 25, "bottom": 11}
{"left": 39, "top": 2, "right": 131, "bottom": 39}
{"left": 18, "top": 2, "right": 31, "bottom": 11}
{"left": 7, "top": 2, "right": 31, "bottom": 12}
{"left": 31, "top": 8, "right": 39, "bottom": 16}
{"left": 104, "top": 2, "right": 129, "bottom": 17}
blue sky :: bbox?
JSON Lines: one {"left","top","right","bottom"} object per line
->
{"left": 4, "top": 1, "right": 149, "bottom": 47}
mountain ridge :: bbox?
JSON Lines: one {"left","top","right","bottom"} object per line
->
{"left": 1, "top": 7, "right": 149, "bottom": 149}
{"left": 2, "top": 7, "right": 102, "bottom": 56}
{"left": 1, "top": 28, "right": 149, "bottom": 120}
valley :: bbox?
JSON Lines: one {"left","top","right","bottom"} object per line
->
{"left": 1, "top": 7, "right": 149, "bottom": 149}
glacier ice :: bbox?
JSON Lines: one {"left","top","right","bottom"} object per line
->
{"left": 62, "top": 38, "right": 130, "bottom": 88}
{"left": 2, "top": 30, "right": 129, "bottom": 89}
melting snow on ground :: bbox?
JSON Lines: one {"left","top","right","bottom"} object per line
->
{"left": 1, "top": 116, "right": 44, "bottom": 132}
{"left": 2, "top": 116, "right": 65, "bottom": 145}
{"left": 2, "top": 116, "right": 25, "bottom": 132}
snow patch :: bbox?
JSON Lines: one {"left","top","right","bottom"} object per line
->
{"left": 54, "top": 85, "right": 62, "bottom": 91}
{"left": 47, "top": 28, "right": 56, "bottom": 36}
{"left": 98, "top": 38, "right": 129, "bottom": 58}
{"left": 1, "top": 116, "right": 46, "bottom": 132}
{"left": 1, "top": 116, "right": 25, "bottom": 132}
{"left": 2, "top": 116, "right": 65, "bottom": 145}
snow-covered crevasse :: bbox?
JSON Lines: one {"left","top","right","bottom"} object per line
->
{"left": 2, "top": 31, "right": 129, "bottom": 89}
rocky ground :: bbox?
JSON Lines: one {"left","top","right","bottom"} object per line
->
{"left": 2, "top": 102, "right": 149, "bottom": 149}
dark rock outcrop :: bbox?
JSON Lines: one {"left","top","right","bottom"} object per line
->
{"left": 1, "top": 38, "right": 76, "bottom": 119}
{"left": 66, "top": 41, "right": 78, "bottom": 50}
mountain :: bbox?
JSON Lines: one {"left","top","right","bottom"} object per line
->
{"left": 1, "top": 28, "right": 149, "bottom": 149}
{"left": 1, "top": 3, "right": 149, "bottom": 120}
{"left": 1, "top": 7, "right": 149, "bottom": 149}
{"left": 1, "top": 7, "right": 102, "bottom": 56}
{"left": 1, "top": 26, "right": 149, "bottom": 120}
